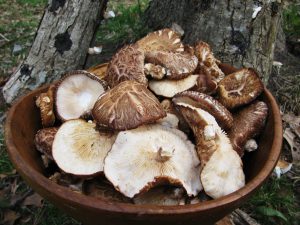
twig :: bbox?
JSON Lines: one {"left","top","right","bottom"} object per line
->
{"left": 0, "top": 33, "right": 9, "bottom": 41}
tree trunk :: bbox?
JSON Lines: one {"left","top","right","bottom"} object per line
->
{"left": 3, "top": 0, "right": 108, "bottom": 104}
{"left": 144, "top": 0, "right": 283, "bottom": 84}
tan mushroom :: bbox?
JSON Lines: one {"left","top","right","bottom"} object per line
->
{"left": 105, "top": 44, "right": 147, "bottom": 87}
{"left": 104, "top": 124, "right": 202, "bottom": 198}
{"left": 173, "top": 91, "right": 233, "bottom": 131}
{"left": 36, "top": 85, "right": 56, "bottom": 127}
{"left": 87, "top": 63, "right": 108, "bottom": 79}
{"left": 227, "top": 101, "right": 268, "bottom": 156}
{"left": 144, "top": 63, "right": 166, "bottom": 80}
{"left": 92, "top": 80, "right": 166, "bottom": 130}
{"left": 194, "top": 41, "right": 225, "bottom": 83}
{"left": 52, "top": 119, "right": 117, "bottom": 176}
{"left": 55, "top": 70, "right": 108, "bottom": 121}
{"left": 136, "top": 28, "right": 184, "bottom": 53}
{"left": 145, "top": 50, "right": 198, "bottom": 80}
{"left": 218, "top": 68, "right": 264, "bottom": 109}
{"left": 173, "top": 100, "right": 245, "bottom": 199}
{"left": 149, "top": 75, "right": 199, "bottom": 98}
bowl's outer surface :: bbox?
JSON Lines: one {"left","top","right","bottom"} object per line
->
{"left": 5, "top": 65, "right": 282, "bottom": 225}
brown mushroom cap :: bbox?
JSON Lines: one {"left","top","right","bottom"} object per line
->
{"left": 218, "top": 68, "right": 264, "bottom": 109}
{"left": 228, "top": 101, "right": 268, "bottom": 156}
{"left": 55, "top": 70, "right": 108, "bottom": 121}
{"left": 34, "top": 127, "right": 59, "bottom": 160}
{"left": 36, "top": 85, "right": 56, "bottom": 127}
{"left": 194, "top": 41, "right": 225, "bottom": 83}
{"left": 173, "top": 91, "right": 233, "bottom": 131}
{"left": 194, "top": 72, "right": 218, "bottom": 95}
{"left": 136, "top": 28, "right": 184, "bottom": 53}
{"left": 145, "top": 50, "right": 198, "bottom": 80}
{"left": 92, "top": 80, "right": 166, "bottom": 130}
{"left": 105, "top": 44, "right": 147, "bottom": 87}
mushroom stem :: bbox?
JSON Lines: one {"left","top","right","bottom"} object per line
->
{"left": 156, "top": 147, "right": 173, "bottom": 162}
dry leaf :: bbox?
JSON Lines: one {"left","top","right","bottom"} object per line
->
{"left": 1, "top": 210, "right": 20, "bottom": 225}
{"left": 22, "top": 193, "right": 44, "bottom": 208}
{"left": 283, "top": 128, "right": 300, "bottom": 163}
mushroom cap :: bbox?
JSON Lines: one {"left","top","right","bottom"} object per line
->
{"left": 194, "top": 41, "right": 225, "bottom": 83}
{"left": 36, "top": 85, "right": 56, "bottom": 127}
{"left": 173, "top": 91, "right": 233, "bottom": 130}
{"left": 173, "top": 102, "right": 245, "bottom": 198}
{"left": 92, "top": 80, "right": 166, "bottom": 130}
{"left": 218, "top": 68, "right": 264, "bottom": 109}
{"left": 228, "top": 101, "right": 268, "bottom": 156}
{"left": 52, "top": 119, "right": 117, "bottom": 176}
{"left": 149, "top": 75, "right": 199, "bottom": 98}
{"left": 55, "top": 70, "right": 108, "bottom": 121}
{"left": 136, "top": 28, "right": 184, "bottom": 53}
{"left": 194, "top": 72, "right": 218, "bottom": 95}
{"left": 144, "top": 63, "right": 166, "bottom": 80}
{"left": 87, "top": 63, "right": 108, "bottom": 79}
{"left": 105, "top": 44, "right": 147, "bottom": 87}
{"left": 157, "top": 113, "right": 180, "bottom": 128}
{"left": 34, "top": 127, "right": 59, "bottom": 160}
{"left": 145, "top": 50, "right": 198, "bottom": 79}
{"left": 104, "top": 124, "right": 202, "bottom": 198}
{"left": 200, "top": 144, "right": 245, "bottom": 199}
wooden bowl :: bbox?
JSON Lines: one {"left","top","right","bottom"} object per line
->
{"left": 5, "top": 65, "right": 282, "bottom": 225}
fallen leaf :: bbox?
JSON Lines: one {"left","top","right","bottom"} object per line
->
{"left": 22, "top": 193, "right": 44, "bottom": 208}
{"left": 283, "top": 128, "right": 300, "bottom": 163}
{"left": 1, "top": 210, "right": 20, "bottom": 225}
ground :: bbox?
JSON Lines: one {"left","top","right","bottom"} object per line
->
{"left": 0, "top": 1, "right": 299, "bottom": 225}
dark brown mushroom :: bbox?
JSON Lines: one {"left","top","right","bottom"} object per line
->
{"left": 173, "top": 91, "right": 233, "bottom": 131}
{"left": 218, "top": 68, "right": 264, "bottom": 109}
{"left": 105, "top": 44, "right": 147, "bottom": 87}
{"left": 145, "top": 50, "right": 198, "bottom": 80}
{"left": 92, "top": 80, "right": 166, "bottom": 130}
{"left": 194, "top": 41, "right": 225, "bottom": 83}
{"left": 227, "top": 101, "right": 268, "bottom": 156}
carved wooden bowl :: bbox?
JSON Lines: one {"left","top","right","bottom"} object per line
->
{"left": 5, "top": 65, "right": 282, "bottom": 225}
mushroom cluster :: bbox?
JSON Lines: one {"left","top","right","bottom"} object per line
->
{"left": 34, "top": 28, "right": 268, "bottom": 205}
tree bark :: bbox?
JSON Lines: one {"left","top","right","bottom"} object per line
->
{"left": 144, "top": 0, "right": 283, "bottom": 84}
{"left": 3, "top": 0, "right": 108, "bottom": 104}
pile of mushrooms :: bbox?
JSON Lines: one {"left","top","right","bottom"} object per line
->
{"left": 34, "top": 28, "right": 268, "bottom": 205}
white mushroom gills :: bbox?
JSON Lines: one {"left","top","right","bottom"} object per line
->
{"left": 104, "top": 124, "right": 202, "bottom": 198}
{"left": 52, "top": 120, "right": 116, "bottom": 176}
{"left": 149, "top": 75, "right": 199, "bottom": 98}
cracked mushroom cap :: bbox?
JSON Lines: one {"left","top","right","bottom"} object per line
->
{"left": 105, "top": 44, "right": 147, "bottom": 87}
{"left": 104, "top": 124, "right": 202, "bottom": 198}
{"left": 87, "top": 63, "right": 108, "bottom": 79}
{"left": 173, "top": 102, "right": 245, "bottom": 199}
{"left": 194, "top": 41, "right": 225, "bottom": 83}
{"left": 55, "top": 70, "right": 108, "bottom": 121}
{"left": 92, "top": 80, "right": 166, "bottom": 130}
{"left": 34, "top": 127, "right": 59, "bottom": 160}
{"left": 149, "top": 75, "right": 199, "bottom": 98}
{"left": 173, "top": 91, "right": 233, "bottom": 130}
{"left": 36, "top": 85, "right": 56, "bottom": 127}
{"left": 145, "top": 50, "right": 198, "bottom": 79}
{"left": 218, "top": 68, "right": 264, "bottom": 109}
{"left": 136, "top": 28, "right": 184, "bottom": 53}
{"left": 52, "top": 119, "right": 117, "bottom": 176}
{"left": 228, "top": 101, "right": 268, "bottom": 156}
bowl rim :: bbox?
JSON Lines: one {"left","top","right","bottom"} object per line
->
{"left": 5, "top": 85, "right": 282, "bottom": 216}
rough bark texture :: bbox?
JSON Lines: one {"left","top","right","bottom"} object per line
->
{"left": 3, "top": 0, "right": 108, "bottom": 104}
{"left": 144, "top": 0, "right": 283, "bottom": 84}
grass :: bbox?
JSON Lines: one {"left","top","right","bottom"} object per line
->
{"left": 95, "top": 0, "right": 151, "bottom": 45}
{"left": 243, "top": 176, "right": 299, "bottom": 225}
{"left": 283, "top": 3, "right": 300, "bottom": 36}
